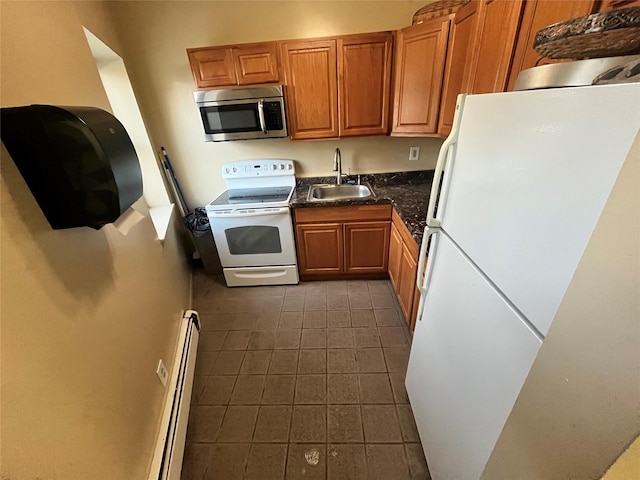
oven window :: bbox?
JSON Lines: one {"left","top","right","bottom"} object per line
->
{"left": 201, "top": 104, "right": 260, "bottom": 133}
{"left": 225, "top": 226, "right": 282, "bottom": 255}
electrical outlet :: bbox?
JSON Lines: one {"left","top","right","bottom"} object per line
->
{"left": 409, "top": 146, "right": 420, "bottom": 161}
{"left": 156, "top": 359, "right": 168, "bottom": 387}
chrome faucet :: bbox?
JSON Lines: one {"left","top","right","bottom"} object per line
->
{"left": 333, "top": 147, "right": 346, "bottom": 185}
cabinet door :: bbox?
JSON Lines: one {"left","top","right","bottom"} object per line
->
{"left": 296, "top": 223, "right": 343, "bottom": 275}
{"left": 338, "top": 32, "right": 393, "bottom": 137}
{"left": 438, "top": 1, "right": 479, "bottom": 137}
{"left": 397, "top": 243, "right": 418, "bottom": 325}
{"left": 344, "top": 221, "right": 391, "bottom": 274}
{"left": 467, "top": 0, "right": 525, "bottom": 94}
{"left": 233, "top": 42, "right": 280, "bottom": 85}
{"left": 391, "top": 17, "right": 451, "bottom": 136}
{"left": 280, "top": 39, "right": 339, "bottom": 140}
{"left": 388, "top": 222, "right": 403, "bottom": 290}
{"left": 506, "top": 0, "right": 596, "bottom": 90}
{"left": 187, "top": 47, "right": 237, "bottom": 88}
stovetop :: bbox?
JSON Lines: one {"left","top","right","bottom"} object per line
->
{"left": 207, "top": 185, "right": 294, "bottom": 209}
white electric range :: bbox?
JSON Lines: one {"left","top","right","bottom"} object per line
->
{"left": 205, "top": 160, "right": 299, "bottom": 287}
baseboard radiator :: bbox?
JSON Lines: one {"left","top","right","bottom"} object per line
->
{"left": 148, "top": 310, "right": 200, "bottom": 480}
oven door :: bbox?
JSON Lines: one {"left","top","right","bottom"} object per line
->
{"left": 207, "top": 206, "right": 297, "bottom": 267}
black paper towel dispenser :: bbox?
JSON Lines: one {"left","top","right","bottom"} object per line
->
{"left": 0, "top": 105, "right": 143, "bottom": 229}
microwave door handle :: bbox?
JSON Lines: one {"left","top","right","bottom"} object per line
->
{"left": 257, "top": 99, "right": 268, "bottom": 134}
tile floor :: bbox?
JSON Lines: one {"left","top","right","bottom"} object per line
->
{"left": 182, "top": 271, "right": 431, "bottom": 480}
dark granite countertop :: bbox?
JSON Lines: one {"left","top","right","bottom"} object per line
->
{"left": 291, "top": 170, "right": 434, "bottom": 246}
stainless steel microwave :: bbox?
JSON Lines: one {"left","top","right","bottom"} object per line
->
{"left": 194, "top": 86, "right": 288, "bottom": 142}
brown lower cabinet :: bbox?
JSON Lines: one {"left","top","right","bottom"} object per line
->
{"left": 388, "top": 209, "right": 424, "bottom": 333}
{"left": 294, "top": 205, "right": 391, "bottom": 280}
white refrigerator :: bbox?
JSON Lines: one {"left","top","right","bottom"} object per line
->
{"left": 405, "top": 83, "right": 640, "bottom": 480}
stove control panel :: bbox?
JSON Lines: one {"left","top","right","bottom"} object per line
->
{"left": 222, "top": 159, "right": 295, "bottom": 179}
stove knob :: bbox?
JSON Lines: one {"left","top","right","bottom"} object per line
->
{"left": 287, "top": 164, "right": 293, "bottom": 170}
{"left": 232, "top": 167, "right": 237, "bottom": 173}
{"left": 272, "top": 164, "right": 277, "bottom": 171}
{"left": 279, "top": 164, "right": 285, "bottom": 170}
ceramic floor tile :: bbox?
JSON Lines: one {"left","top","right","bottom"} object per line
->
{"left": 405, "top": 443, "right": 431, "bottom": 480}
{"left": 327, "top": 328, "right": 354, "bottom": 348}
{"left": 268, "top": 350, "right": 299, "bottom": 374}
{"left": 303, "top": 310, "right": 327, "bottom": 328}
{"left": 286, "top": 444, "right": 326, "bottom": 480}
{"left": 349, "top": 294, "right": 373, "bottom": 310}
{"left": 231, "top": 313, "right": 258, "bottom": 330}
{"left": 262, "top": 375, "right": 296, "bottom": 404}
{"left": 371, "top": 293, "right": 397, "bottom": 309}
{"left": 350, "top": 310, "right": 377, "bottom": 327}
{"left": 305, "top": 295, "right": 327, "bottom": 311}
{"left": 327, "top": 405, "right": 364, "bottom": 443}
{"left": 388, "top": 373, "right": 410, "bottom": 404}
{"left": 327, "top": 310, "right": 351, "bottom": 328}
{"left": 216, "top": 405, "right": 259, "bottom": 442}
{"left": 353, "top": 327, "right": 381, "bottom": 348}
{"left": 186, "top": 405, "right": 225, "bottom": 442}
{"left": 229, "top": 375, "right": 266, "bottom": 404}
{"left": 327, "top": 349, "right": 357, "bottom": 373}
{"left": 290, "top": 405, "right": 327, "bottom": 443}
{"left": 379, "top": 327, "right": 409, "bottom": 347}
{"left": 326, "top": 280, "right": 347, "bottom": 296}
{"left": 247, "top": 330, "right": 276, "bottom": 350}
{"left": 198, "top": 331, "right": 228, "bottom": 351}
{"left": 396, "top": 404, "right": 421, "bottom": 442}
{"left": 222, "top": 330, "right": 251, "bottom": 350}
{"left": 301, "top": 328, "right": 327, "bottom": 349}
{"left": 205, "top": 443, "right": 250, "bottom": 480}
{"left": 194, "top": 351, "right": 218, "bottom": 376}
{"left": 199, "top": 375, "right": 237, "bottom": 405}
{"left": 253, "top": 405, "right": 292, "bottom": 443}
{"left": 282, "top": 296, "right": 305, "bottom": 312}
{"left": 358, "top": 373, "right": 394, "bottom": 404}
{"left": 274, "top": 329, "right": 301, "bottom": 349}
{"left": 355, "top": 348, "right": 387, "bottom": 373}
{"left": 374, "top": 308, "right": 403, "bottom": 326}
{"left": 188, "top": 276, "right": 425, "bottom": 480}
{"left": 327, "top": 444, "right": 367, "bottom": 480}
{"left": 181, "top": 443, "right": 214, "bottom": 480}
{"left": 244, "top": 443, "right": 287, "bottom": 480}
{"left": 255, "top": 312, "right": 280, "bottom": 329}
{"left": 361, "top": 405, "right": 403, "bottom": 443}
{"left": 346, "top": 281, "right": 370, "bottom": 295}
{"left": 298, "top": 349, "right": 327, "bottom": 374}
{"left": 295, "top": 374, "right": 327, "bottom": 404}
{"left": 211, "top": 350, "right": 245, "bottom": 375}
{"left": 278, "top": 311, "right": 303, "bottom": 329}
{"left": 326, "top": 295, "right": 349, "bottom": 310}
{"left": 384, "top": 347, "right": 411, "bottom": 374}
{"left": 240, "top": 350, "right": 272, "bottom": 374}
{"left": 366, "top": 444, "right": 410, "bottom": 480}
{"left": 327, "top": 374, "right": 360, "bottom": 404}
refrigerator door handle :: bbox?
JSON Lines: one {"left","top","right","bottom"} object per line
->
{"left": 415, "top": 226, "right": 440, "bottom": 323}
{"left": 426, "top": 94, "right": 467, "bottom": 228}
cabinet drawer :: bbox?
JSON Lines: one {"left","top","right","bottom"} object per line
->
{"left": 294, "top": 204, "right": 392, "bottom": 223}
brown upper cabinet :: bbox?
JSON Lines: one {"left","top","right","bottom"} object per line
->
{"left": 438, "top": 0, "right": 479, "bottom": 137}
{"left": 280, "top": 32, "right": 393, "bottom": 140}
{"left": 465, "top": 0, "right": 525, "bottom": 94}
{"left": 391, "top": 16, "right": 451, "bottom": 136}
{"left": 506, "top": 0, "right": 597, "bottom": 90}
{"left": 187, "top": 41, "right": 280, "bottom": 89}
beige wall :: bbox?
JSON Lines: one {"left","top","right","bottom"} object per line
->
{"left": 108, "top": 0, "right": 442, "bottom": 207}
{"left": 0, "top": 2, "right": 191, "bottom": 479}
{"left": 482, "top": 133, "right": 640, "bottom": 479}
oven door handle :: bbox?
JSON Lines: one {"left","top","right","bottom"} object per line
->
{"left": 209, "top": 207, "right": 290, "bottom": 218}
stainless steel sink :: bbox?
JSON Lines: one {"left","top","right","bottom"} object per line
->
{"left": 307, "top": 183, "right": 374, "bottom": 202}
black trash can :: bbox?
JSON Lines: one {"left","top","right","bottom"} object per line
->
{"left": 183, "top": 207, "right": 222, "bottom": 275}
